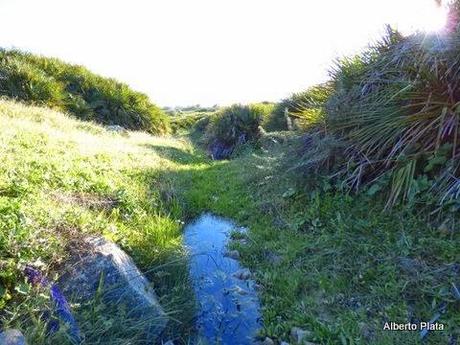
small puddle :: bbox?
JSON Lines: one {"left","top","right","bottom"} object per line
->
{"left": 184, "top": 213, "right": 262, "bottom": 344}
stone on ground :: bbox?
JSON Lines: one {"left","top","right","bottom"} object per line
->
{"left": 261, "top": 337, "right": 275, "bottom": 345}
{"left": 58, "top": 236, "right": 167, "bottom": 341}
{"left": 290, "top": 327, "right": 313, "bottom": 344}
{"left": 223, "top": 249, "right": 240, "bottom": 260}
{"left": 233, "top": 268, "right": 251, "bottom": 280}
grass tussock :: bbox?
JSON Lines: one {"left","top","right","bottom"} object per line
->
{"left": 324, "top": 27, "right": 460, "bottom": 208}
{"left": 203, "top": 104, "right": 271, "bottom": 159}
{"left": 263, "top": 85, "right": 331, "bottom": 132}
{"left": 278, "top": 25, "right": 459, "bottom": 211}
{"left": 169, "top": 111, "right": 214, "bottom": 135}
{"left": 0, "top": 49, "right": 170, "bottom": 134}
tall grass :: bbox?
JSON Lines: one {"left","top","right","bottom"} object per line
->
{"left": 0, "top": 49, "right": 170, "bottom": 134}
{"left": 327, "top": 27, "right": 460, "bottom": 207}
{"left": 0, "top": 100, "right": 192, "bottom": 343}
{"left": 294, "top": 25, "right": 460, "bottom": 209}
{"left": 264, "top": 85, "right": 331, "bottom": 132}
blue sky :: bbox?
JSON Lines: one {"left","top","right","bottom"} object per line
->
{"left": 0, "top": 0, "right": 447, "bottom": 106}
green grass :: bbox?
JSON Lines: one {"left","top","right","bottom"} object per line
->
{"left": 203, "top": 104, "right": 268, "bottom": 159}
{"left": 1, "top": 99, "right": 458, "bottom": 345}
{"left": 169, "top": 111, "right": 213, "bottom": 135}
{"left": 159, "top": 135, "right": 460, "bottom": 344}
{"left": 264, "top": 85, "right": 331, "bottom": 132}
{"left": 0, "top": 99, "right": 193, "bottom": 344}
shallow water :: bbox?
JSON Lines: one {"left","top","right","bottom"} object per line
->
{"left": 183, "top": 214, "right": 262, "bottom": 345}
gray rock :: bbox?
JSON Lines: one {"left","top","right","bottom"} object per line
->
{"left": 233, "top": 268, "right": 251, "bottom": 280}
{"left": 234, "top": 238, "right": 249, "bottom": 246}
{"left": 359, "top": 322, "right": 374, "bottom": 340}
{"left": 223, "top": 249, "right": 240, "bottom": 260}
{"left": 106, "top": 125, "right": 128, "bottom": 134}
{"left": 280, "top": 342, "right": 290, "bottom": 345}
{"left": 265, "top": 251, "right": 282, "bottom": 265}
{"left": 225, "top": 285, "right": 248, "bottom": 295}
{"left": 261, "top": 337, "right": 275, "bottom": 345}
{"left": 291, "top": 327, "right": 312, "bottom": 344}
{"left": 0, "top": 330, "right": 26, "bottom": 345}
{"left": 398, "top": 257, "right": 424, "bottom": 275}
{"left": 58, "top": 236, "right": 166, "bottom": 341}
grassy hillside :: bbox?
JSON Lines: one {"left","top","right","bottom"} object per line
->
{"left": 0, "top": 99, "right": 194, "bottom": 344}
{"left": 0, "top": 50, "right": 170, "bottom": 134}
{"left": 0, "top": 98, "right": 458, "bottom": 344}
{"left": 1, "top": 6, "right": 460, "bottom": 344}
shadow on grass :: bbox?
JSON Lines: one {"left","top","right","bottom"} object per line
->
{"left": 143, "top": 144, "right": 207, "bottom": 165}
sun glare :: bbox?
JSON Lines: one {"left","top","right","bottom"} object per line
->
{"left": 418, "top": 3, "right": 449, "bottom": 33}
{"left": 0, "top": 0, "right": 455, "bottom": 106}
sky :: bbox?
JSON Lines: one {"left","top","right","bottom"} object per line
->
{"left": 0, "top": 0, "right": 448, "bottom": 107}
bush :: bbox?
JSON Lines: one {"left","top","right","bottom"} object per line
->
{"left": 170, "top": 112, "right": 214, "bottom": 134}
{"left": 264, "top": 85, "right": 331, "bottom": 132}
{"left": 296, "top": 25, "right": 460, "bottom": 209}
{"left": 250, "top": 102, "right": 275, "bottom": 126}
{"left": 0, "top": 49, "right": 169, "bottom": 134}
{"left": 204, "top": 104, "right": 264, "bottom": 159}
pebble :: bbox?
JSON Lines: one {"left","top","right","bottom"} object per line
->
{"left": 223, "top": 249, "right": 240, "bottom": 260}
{"left": 261, "top": 337, "right": 275, "bottom": 345}
{"left": 290, "top": 327, "right": 312, "bottom": 344}
{"left": 225, "top": 285, "right": 248, "bottom": 295}
{"left": 233, "top": 268, "right": 251, "bottom": 280}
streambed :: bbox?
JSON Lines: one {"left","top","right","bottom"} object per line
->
{"left": 183, "top": 214, "right": 262, "bottom": 344}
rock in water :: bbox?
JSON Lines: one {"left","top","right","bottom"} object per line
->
{"left": 58, "top": 236, "right": 166, "bottom": 341}
{"left": 0, "top": 330, "right": 26, "bottom": 345}
{"left": 223, "top": 249, "right": 240, "bottom": 260}
{"left": 233, "top": 268, "right": 252, "bottom": 280}
{"left": 261, "top": 337, "right": 275, "bottom": 345}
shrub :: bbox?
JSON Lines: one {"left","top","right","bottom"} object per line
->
{"left": 0, "top": 49, "right": 169, "bottom": 134}
{"left": 204, "top": 104, "right": 264, "bottom": 159}
{"left": 250, "top": 102, "right": 275, "bottom": 126}
{"left": 170, "top": 112, "right": 214, "bottom": 134}
{"left": 264, "top": 84, "right": 331, "bottom": 132}
{"left": 297, "top": 25, "right": 460, "bottom": 209}
{"left": 0, "top": 57, "right": 63, "bottom": 106}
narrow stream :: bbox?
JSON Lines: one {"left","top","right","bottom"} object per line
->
{"left": 183, "top": 213, "right": 262, "bottom": 344}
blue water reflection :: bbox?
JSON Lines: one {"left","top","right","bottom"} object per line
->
{"left": 184, "top": 214, "right": 262, "bottom": 345}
